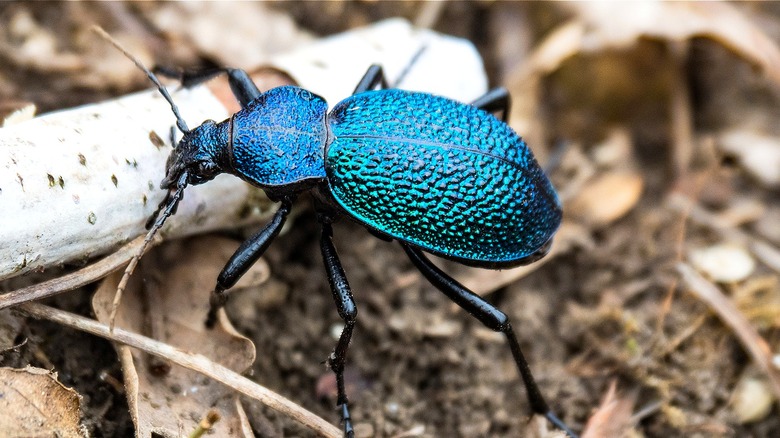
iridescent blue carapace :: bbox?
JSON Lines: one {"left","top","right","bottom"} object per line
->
{"left": 323, "top": 89, "right": 561, "bottom": 267}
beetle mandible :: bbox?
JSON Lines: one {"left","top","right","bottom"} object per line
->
{"left": 118, "top": 46, "right": 574, "bottom": 436}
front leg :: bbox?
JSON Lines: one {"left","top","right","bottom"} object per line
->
{"left": 319, "top": 219, "right": 358, "bottom": 438}
{"left": 156, "top": 66, "right": 262, "bottom": 109}
{"left": 206, "top": 199, "right": 293, "bottom": 327}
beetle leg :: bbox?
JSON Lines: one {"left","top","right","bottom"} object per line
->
{"left": 470, "top": 87, "right": 511, "bottom": 122}
{"left": 155, "top": 66, "right": 261, "bottom": 108}
{"left": 351, "top": 63, "right": 511, "bottom": 121}
{"left": 221, "top": 68, "right": 262, "bottom": 108}
{"left": 352, "top": 64, "right": 389, "bottom": 94}
{"left": 205, "top": 199, "right": 293, "bottom": 327}
{"left": 319, "top": 220, "right": 358, "bottom": 438}
{"left": 401, "top": 244, "right": 579, "bottom": 438}
{"left": 153, "top": 65, "right": 222, "bottom": 88}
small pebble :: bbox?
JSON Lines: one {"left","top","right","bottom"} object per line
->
{"left": 732, "top": 375, "right": 775, "bottom": 423}
{"left": 690, "top": 243, "right": 755, "bottom": 283}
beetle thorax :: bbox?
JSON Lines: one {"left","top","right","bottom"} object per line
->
{"left": 225, "top": 86, "right": 329, "bottom": 190}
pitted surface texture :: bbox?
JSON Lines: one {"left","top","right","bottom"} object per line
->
{"left": 231, "top": 86, "right": 328, "bottom": 187}
{"left": 325, "top": 89, "right": 561, "bottom": 266}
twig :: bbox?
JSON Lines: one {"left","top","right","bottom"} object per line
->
{"left": 669, "top": 40, "right": 694, "bottom": 178}
{"left": 667, "top": 193, "right": 780, "bottom": 272}
{"left": 414, "top": 0, "right": 448, "bottom": 29}
{"left": 676, "top": 262, "right": 780, "bottom": 402}
{"left": 0, "top": 235, "right": 146, "bottom": 310}
{"left": 16, "top": 302, "right": 341, "bottom": 438}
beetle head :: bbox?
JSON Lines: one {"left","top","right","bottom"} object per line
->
{"left": 160, "top": 120, "right": 229, "bottom": 190}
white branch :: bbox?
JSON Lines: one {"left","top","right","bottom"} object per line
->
{"left": 0, "top": 19, "right": 487, "bottom": 281}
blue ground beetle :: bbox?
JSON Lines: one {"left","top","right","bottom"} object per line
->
{"left": 128, "top": 55, "right": 573, "bottom": 436}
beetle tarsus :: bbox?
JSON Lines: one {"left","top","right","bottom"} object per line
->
{"left": 340, "top": 403, "right": 354, "bottom": 438}
{"left": 205, "top": 285, "right": 226, "bottom": 328}
{"left": 320, "top": 221, "right": 359, "bottom": 434}
{"left": 545, "top": 411, "right": 579, "bottom": 438}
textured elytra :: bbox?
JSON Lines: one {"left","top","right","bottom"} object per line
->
{"left": 230, "top": 86, "right": 328, "bottom": 187}
{"left": 325, "top": 89, "right": 561, "bottom": 266}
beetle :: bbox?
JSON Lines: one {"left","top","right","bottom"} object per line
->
{"left": 109, "top": 33, "right": 574, "bottom": 436}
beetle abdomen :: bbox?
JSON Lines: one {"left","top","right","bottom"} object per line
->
{"left": 325, "top": 89, "right": 561, "bottom": 267}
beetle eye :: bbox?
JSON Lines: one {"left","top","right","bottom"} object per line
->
{"left": 198, "top": 161, "right": 216, "bottom": 175}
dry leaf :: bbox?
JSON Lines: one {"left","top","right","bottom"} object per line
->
{"left": 0, "top": 8, "right": 83, "bottom": 72}
{"left": 565, "top": 128, "right": 644, "bottom": 226}
{"left": 146, "top": 2, "right": 311, "bottom": 69}
{"left": 581, "top": 380, "right": 637, "bottom": 438}
{"left": 569, "top": 171, "right": 644, "bottom": 226}
{"left": 507, "top": 1, "right": 780, "bottom": 159}
{"left": 0, "top": 366, "right": 85, "bottom": 438}
{"left": 92, "top": 236, "right": 269, "bottom": 438}
{"left": 562, "top": 2, "right": 780, "bottom": 84}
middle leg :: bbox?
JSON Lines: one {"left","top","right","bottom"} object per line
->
{"left": 319, "top": 219, "right": 358, "bottom": 438}
{"left": 470, "top": 88, "right": 511, "bottom": 122}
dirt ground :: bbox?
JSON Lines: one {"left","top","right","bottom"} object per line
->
{"left": 2, "top": 2, "right": 780, "bottom": 438}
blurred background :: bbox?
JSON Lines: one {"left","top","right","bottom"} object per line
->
{"left": 1, "top": 2, "right": 779, "bottom": 437}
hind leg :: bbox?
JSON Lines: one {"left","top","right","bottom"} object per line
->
{"left": 401, "top": 244, "right": 578, "bottom": 438}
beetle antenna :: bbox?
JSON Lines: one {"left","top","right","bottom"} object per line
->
{"left": 392, "top": 44, "right": 427, "bottom": 89}
{"left": 108, "top": 172, "right": 188, "bottom": 332}
{"left": 92, "top": 26, "right": 189, "bottom": 134}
